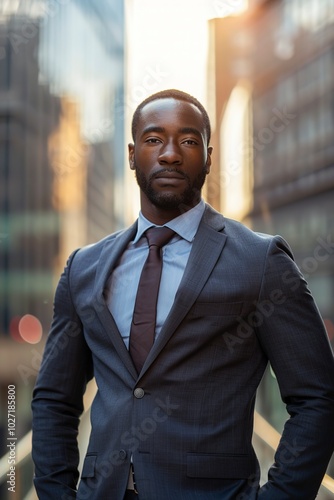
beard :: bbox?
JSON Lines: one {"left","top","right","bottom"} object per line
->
{"left": 134, "top": 164, "right": 207, "bottom": 211}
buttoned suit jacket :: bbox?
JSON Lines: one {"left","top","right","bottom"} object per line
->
{"left": 32, "top": 203, "right": 334, "bottom": 500}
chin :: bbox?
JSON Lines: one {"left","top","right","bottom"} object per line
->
{"left": 148, "top": 190, "right": 199, "bottom": 212}
{"left": 150, "top": 193, "right": 184, "bottom": 210}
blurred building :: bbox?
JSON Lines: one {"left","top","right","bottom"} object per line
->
{"left": 0, "top": 16, "right": 61, "bottom": 498}
{"left": 0, "top": 13, "right": 60, "bottom": 333}
{"left": 208, "top": 0, "right": 334, "bottom": 494}
{"left": 0, "top": 1, "right": 125, "bottom": 498}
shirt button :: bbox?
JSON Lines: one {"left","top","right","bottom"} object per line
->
{"left": 134, "top": 388, "right": 145, "bottom": 399}
{"left": 119, "top": 449, "right": 127, "bottom": 460}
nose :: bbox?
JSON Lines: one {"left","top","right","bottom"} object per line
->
{"left": 158, "top": 140, "right": 182, "bottom": 165}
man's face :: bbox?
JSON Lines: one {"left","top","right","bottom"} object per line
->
{"left": 128, "top": 98, "right": 212, "bottom": 220}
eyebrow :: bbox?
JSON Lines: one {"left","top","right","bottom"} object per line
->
{"left": 141, "top": 126, "right": 165, "bottom": 137}
{"left": 179, "top": 127, "right": 202, "bottom": 139}
{"left": 141, "top": 126, "right": 202, "bottom": 139}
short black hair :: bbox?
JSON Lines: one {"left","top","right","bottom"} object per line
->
{"left": 131, "top": 89, "right": 211, "bottom": 145}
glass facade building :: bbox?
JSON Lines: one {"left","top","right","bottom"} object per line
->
{"left": 0, "top": 1, "right": 125, "bottom": 497}
{"left": 208, "top": 0, "right": 334, "bottom": 496}
{"left": 248, "top": 0, "right": 334, "bottom": 337}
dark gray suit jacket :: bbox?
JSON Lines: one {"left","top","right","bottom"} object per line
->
{"left": 32, "top": 204, "right": 334, "bottom": 500}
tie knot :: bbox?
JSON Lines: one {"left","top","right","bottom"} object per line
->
{"left": 145, "top": 226, "right": 175, "bottom": 248}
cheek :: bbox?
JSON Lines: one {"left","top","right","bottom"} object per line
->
{"left": 189, "top": 153, "right": 209, "bottom": 171}
{"left": 135, "top": 148, "right": 158, "bottom": 166}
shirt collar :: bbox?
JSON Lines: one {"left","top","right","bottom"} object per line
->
{"left": 134, "top": 199, "right": 206, "bottom": 244}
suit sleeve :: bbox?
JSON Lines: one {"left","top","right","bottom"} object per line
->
{"left": 256, "top": 236, "right": 334, "bottom": 499}
{"left": 31, "top": 251, "right": 94, "bottom": 499}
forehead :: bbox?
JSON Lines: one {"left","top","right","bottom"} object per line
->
{"left": 138, "top": 98, "right": 205, "bottom": 132}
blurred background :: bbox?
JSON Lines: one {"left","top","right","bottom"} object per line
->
{"left": 0, "top": 0, "right": 333, "bottom": 498}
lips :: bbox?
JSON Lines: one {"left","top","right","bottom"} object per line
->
{"left": 153, "top": 170, "right": 186, "bottom": 181}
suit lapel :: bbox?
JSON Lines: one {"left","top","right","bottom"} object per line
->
{"left": 91, "top": 205, "right": 227, "bottom": 380}
{"left": 93, "top": 222, "right": 138, "bottom": 379}
{"left": 141, "top": 205, "right": 227, "bottom": 375}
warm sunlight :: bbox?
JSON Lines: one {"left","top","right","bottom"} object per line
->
{"left": 126, "top": 0, "right": 248, "bottom": 110}
{"left": 124, "top": 0, "right": 248, "bottom": 220}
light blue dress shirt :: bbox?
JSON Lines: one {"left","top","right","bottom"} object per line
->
{"left": 107, "top": 199, "right": 206, "bottom": 349}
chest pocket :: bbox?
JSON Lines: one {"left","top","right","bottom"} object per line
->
{"left": 188, "top": 301, "right": 244, "bottom": 318}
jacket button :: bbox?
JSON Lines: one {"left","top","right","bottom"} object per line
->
{"left": 119, "top": 449, "right": 127, "bottom": 460}
{"left": 134, "top": 387, "right": 145, "bottom": 399}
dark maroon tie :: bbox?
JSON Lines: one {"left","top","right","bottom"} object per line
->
{"left": 129, "top": 226, "right": 175, "bottom": 374}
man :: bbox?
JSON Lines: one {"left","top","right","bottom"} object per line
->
{"left": 32, "top": 89, "right": 334, "bottom": 499}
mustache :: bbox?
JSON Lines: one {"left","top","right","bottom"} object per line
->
{"left": 149, "top": 168, "right": 190, "bottom": 182}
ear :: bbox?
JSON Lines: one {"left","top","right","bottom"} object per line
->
{"left": 128, "top": 143, "right": 135, "bottom": 170}
{"left": 205, "top": 146, "right": 213, "bottom": 174}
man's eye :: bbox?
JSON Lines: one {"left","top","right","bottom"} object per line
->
{"left": 145, "top": 138, "right": 161, "bottom": 143}
{"left": 183, "top": 139, "right": 198, "bottom": 145}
